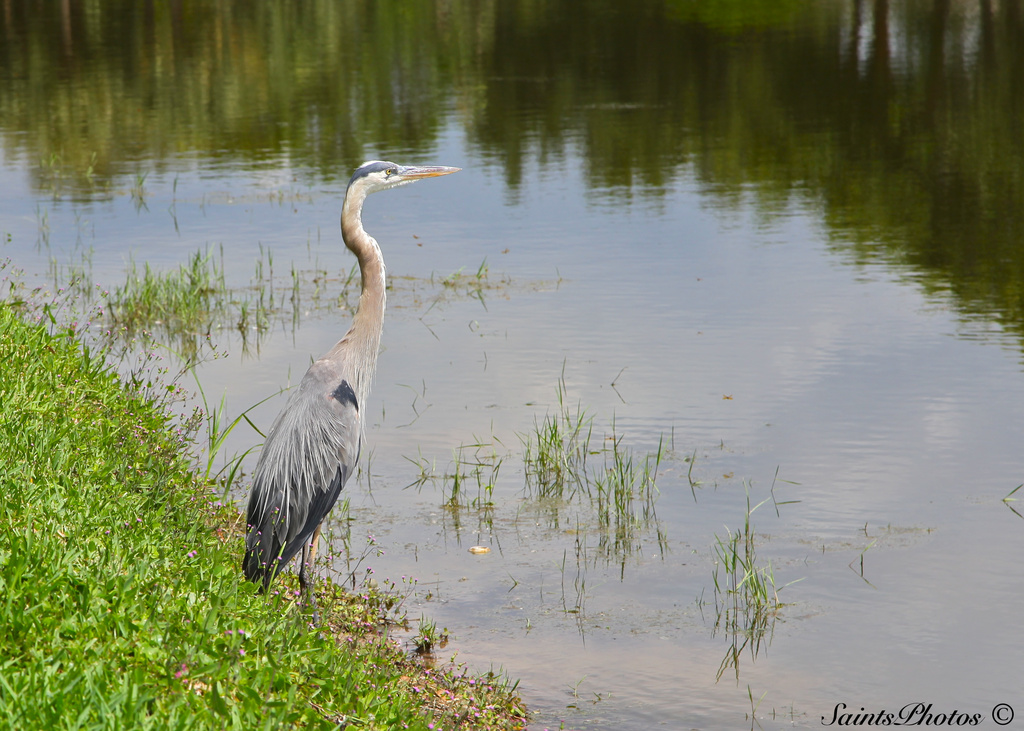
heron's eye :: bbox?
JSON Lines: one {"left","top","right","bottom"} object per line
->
{"left": 386, "top": 168, "right": 396, "bottom": 177}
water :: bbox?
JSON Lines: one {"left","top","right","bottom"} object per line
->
{"left": 3, "top": 1, "right": 1024, "bottom": 728}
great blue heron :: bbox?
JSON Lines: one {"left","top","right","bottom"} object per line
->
{"left": 243, "top": 160, "right": 460, "bottom": 604}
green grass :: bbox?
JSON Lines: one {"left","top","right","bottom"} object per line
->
{"left": 1004, "top": 483, "right": 1024, "bottom": 520}
{"left": 0, "top": 304, "right": 526, "bottom": 730}
{"left": 520, "top": 377, "right": 592, "bottom": 502}
{"left": 591, "top": 426, "right": 664, "bottom": 564}
{"left": 519, "top": 377, "right": 666, "bottom": 563}
{"left": 401, "top": 376, "right": 671, "bottom": 609}
{"left": 425, "top": 259, "right": 495, "bottom": 313}
{"left": 406, "top": 440, "right": 505, "bottom": 512}
{"left": 106, "top": 248, "right": 230, "bottom": 356}
{"left": 400, "top": 378, "right": 672, "bottom": 630}
{"left": 710, "top": 485, "right": 798, "bottom": 681}
{"left": 410, "top": 615, "right": 450, "bottom": 656}
{"left": 101, "top": 244, "right": 288, "bottom": 358}
{"left": 100, "top": 250, "right": 516, "bottom": 362}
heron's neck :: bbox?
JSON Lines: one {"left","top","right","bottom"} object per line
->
{"left": 330, "top": 193, "right": 386, "bottom": 409}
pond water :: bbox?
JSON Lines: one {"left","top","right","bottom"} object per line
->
{"left": 3, "top": 1, "right": 1024, "bottom": 729}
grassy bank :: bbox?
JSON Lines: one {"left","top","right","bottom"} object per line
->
{"left": 0, "top": 304, "right": 525, "bottom": 730}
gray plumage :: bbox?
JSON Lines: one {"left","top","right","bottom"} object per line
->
{"left": 243, "top": 160, "right": 460, "bottom": 600}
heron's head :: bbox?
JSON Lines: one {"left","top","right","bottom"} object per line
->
{"left": 347, "top": 160, "right": 460, "bottom": 197}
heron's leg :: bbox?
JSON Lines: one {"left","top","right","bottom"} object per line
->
{"left": 298, "top": 523, "right": 323, "bottom": 623}
{"left": 307, "top": 522, "right": 322, "bottom": 574}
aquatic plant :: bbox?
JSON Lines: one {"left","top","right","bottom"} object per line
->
{"left": 519, "top": 376, "right": 668, "bottom": 564}
{"left": 406, "top": 439, "right": 506, "bottom": 512}
{"left": 520, "top": 375, "right": 593, "bottom": 502}
{"left": 710, "top": 481, "right": 800, "bottom": 681}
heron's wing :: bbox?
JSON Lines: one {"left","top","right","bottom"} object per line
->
{"left": 243, "top": 363, "right": 361, "bottom": 586}
{"left": 284, "top": 379, "right": 361, "bottom": 554}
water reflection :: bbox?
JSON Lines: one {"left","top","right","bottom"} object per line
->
{"left": 5, "top": 0, "right": 1024, "bottom": 349}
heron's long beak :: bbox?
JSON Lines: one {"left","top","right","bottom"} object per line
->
{"left": 397, "top": 165, "right": 461, "bottom": 180}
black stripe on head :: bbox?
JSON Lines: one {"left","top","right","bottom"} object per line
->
{"left": 348, "top": 160, "right": 397, "bottom": 188}
{"left": 331, "top": 379, "right": 358, "bottom": 410}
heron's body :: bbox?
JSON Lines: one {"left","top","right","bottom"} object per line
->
{"left": 243, "top": 161, "right": 459, "bottom": 599}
